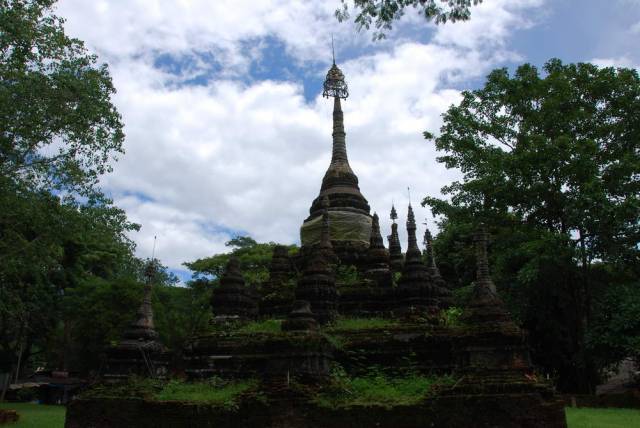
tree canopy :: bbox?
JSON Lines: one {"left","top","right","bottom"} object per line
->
{"left": 336, "top": 0, "right": 482, "bottom": 40}
{"left": 0, "top": 0, "right": 124, "bottom": 197}
{"left": 424, "top": 59, "right": 640, "bottom": 392}
{"left": 0, "top": 0, "right": 135, "bottom": 382}
{"left": 184, "top": 237, "right": 298, "bottom": 287}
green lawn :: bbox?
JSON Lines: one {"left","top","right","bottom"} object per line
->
{"left": 0, "top": 402, "right": 66, "bottom": 428}
{"left": 565, "top": 407, "right": 640, "bottom": 428}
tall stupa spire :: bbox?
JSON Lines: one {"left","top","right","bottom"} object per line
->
{"left": 300, "top": 50, "right": 372, "bottom": 265}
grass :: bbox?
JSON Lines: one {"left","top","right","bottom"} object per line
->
{"left": 0, "top": 402, "right": 66, "bottom": 428}
{"left": 565, "top": 407, "right": 640, "bottom": 428}
{"left": 80, "top": 376, "right": 260, "bottom": 410}
{"left": 327, "top": 317, "right": 398, "bottom": 331}
{"left": 154, "top": 378, "right": 260, "bottom": 409}
{"left": 236, "top": 319, "right": 282, "bottom": 334}
{"left": 313, "top": 369, "right": 454, "bottom": 409}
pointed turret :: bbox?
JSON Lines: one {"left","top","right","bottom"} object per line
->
{"left": 424, "top": 226, "right": 452, "bottom": 308}
{"left": 388, "top": 204, "right": 404, "bottom": 272}
{"left": 397, "top": 205, "right": 439, "bottom": 316}
{"left": 463, "top": 225, "right": 511, "bottom": 324}
{"left": 211, "top": 257, "right": 258, "bottom": 322}
{"left": 122, "top": 261, "right": 161, "bottom": 344}
{"left": 260, "top": 245, "right": 294, "bottom": 318}
{"left": 295, "top": 249, "right": 338, "bottom": 324}
{"left": 300, "top": 58, "right": 372, "bottom": 266}
{"left": 364, "top": 213, "right": 392, "bottom": 287}
{"left": 104, "top": 260, "right": 167, "bottom": 379}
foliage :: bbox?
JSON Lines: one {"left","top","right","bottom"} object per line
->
{"left": 152, "top": 277, "right": 212, "bottom": 352}
{"left": 0, "top": 0, "right": 138, "bottom": 381}
{"left": 80, "top": 376, "right": 163, "bottom": 400}
{"left": 154, "top": 378, "right": 259, "bottom": 409}
{"left": 0, "top": 402, "right": 65, "bottom": 428}
{"left": 335, "top": 264, "right": 360, "bottom": 286}
{"left": 327, "top": 317, "right": 398, "bottom": 331}
{"left": 451, "top": 284, "right": 473, "bottom": 307}
{"left": 55, "top": 276, "right": 141, "bottom": 373}
{"left": 423, "top": 59, "right": 640, "bottom": 392}
{"left": 425, "top": 59, "right": 640, "bottom": 269}
{"left": 0, "top": 0, "right": 124, "bottom": 198}
{"left": 314, "top": 365, "right": 454, "bottom": 409}
{"left": 564, "top": 407, "right": 640, "bottom": 428}
{"left": 0, "top": 177, "right": 140, "bottom": 375}
{"left": 439, "top": 306, "right": 463, "bottom": 327}
{"left": 83, "top": 376, "right": 260, "bottom": 410}
{"left": 236, "top": 319, "right": 283, "bottom": 334}
{"left": 184, "top": 237, "right": 298, "bottom": 287}
{"left": 587, "top": 282, "right": 640, "bottom": 371}
{"left": 336, "top": 0, "right": 482, "bottom": 40}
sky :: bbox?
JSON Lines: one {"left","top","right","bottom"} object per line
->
{"left": 55, "top": 0, "right": 640, "bottom": 282}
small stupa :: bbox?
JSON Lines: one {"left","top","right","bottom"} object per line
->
{"left": 423, "top": 226, "right": 452, "bottom": 308}
{"left": 364, "top": 213, "right": 393, "bottom": 287}
{"left": 211, "top": 257, "right": 258, "bottom": 322}
{"left": 388, "top": 204, "right": 404, "bottom": 272}
{"left": 103, "top": 261, "right": 167, "bottom": 379}
{"left": 396, "top": 204, "right": 439, "bottom": 315}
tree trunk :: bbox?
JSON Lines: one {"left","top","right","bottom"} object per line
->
{"left": 578, "top": 228, "right": 595, "bottom": 393}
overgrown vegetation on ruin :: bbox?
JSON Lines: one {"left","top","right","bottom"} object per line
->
{"left": 80, "top": 377, "right": 261, "bottom": 409}
{"left": 313, "top": 367, "right": 454, "bottom": 409}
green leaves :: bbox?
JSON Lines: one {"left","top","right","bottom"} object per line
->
{"left": 336, "top": 0, "right": 481, "bottom": 40}
{"left": 184, "top": 237, "right": 298, "bottom": 286}
{"left": 424, "top": 59, "right": 640, "bottom": 391}
{"left": 425, "top": 59, "right": 640, "bottom": 267}
{"left": 0, "top": 0, "right": 124, "bottom": 197}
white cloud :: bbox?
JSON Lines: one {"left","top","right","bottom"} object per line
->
{"left": 591, "top": 56, "right": 639, "bottom": 69}
{"left": 55, "top": 0, "right": 549, "bottom": 273}
{"left": 433, "top": 0, "right": 545, "bottom": 50}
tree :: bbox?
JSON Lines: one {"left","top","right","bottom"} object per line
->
{"left": 0, "top": 0, "right": 133, "bottom": 383}
{"left": 424, "top": 60, "right": 640, "bottom": 393}
{"left": 0, "top": 0, "right": 124, "bottom": 197}
{"left": 0, "top": 177, "right": 140, "bottom": 378}
{"left": 184, "top": 236, "right": 298, "bottom": 287}
{"left": 336, "top": 0, "right": 482, "bottom": 40}
{"left": 425, "top": 60, "right": 639, "bottom": 268}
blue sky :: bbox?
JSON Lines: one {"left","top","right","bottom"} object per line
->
{"left": 56, "top": 0, "right": 640, "bottom": 283}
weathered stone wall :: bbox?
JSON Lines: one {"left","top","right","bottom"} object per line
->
{"left": 66, "top": 393, "right": 567, "bottom": 428}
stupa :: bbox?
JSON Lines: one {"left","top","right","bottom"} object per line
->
{"left": 388, "top": 204, "right": 404, "bottom": 272}
{"left": 300, "top": 57, "right": 372, "bottom": 266}
{"left": 103, "top": 261, "right": 168, "bottom": 379}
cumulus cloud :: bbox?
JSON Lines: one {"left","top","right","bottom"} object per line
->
{"left": 591, "top": 56, "right": 639, "bottom": 69}
{"left": 55, "top": 0, "right": 549, "bottom": 273}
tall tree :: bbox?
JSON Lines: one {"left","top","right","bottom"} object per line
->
{"left": 424, "top": 60, "right": 640, "bottom": 392}
{"left": 0, "top": 0, "right": 124, "bottom": 197}
{"left": 0, "top": 0, "right": 133, "bottom": 382}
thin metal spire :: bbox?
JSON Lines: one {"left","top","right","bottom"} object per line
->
{"left": 331, "top": 34, "right": 335, "bottom": 64}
